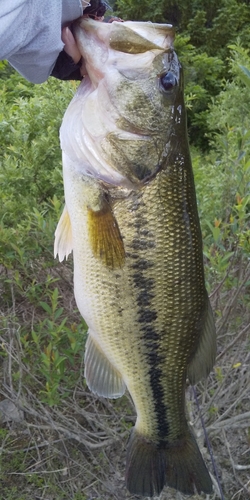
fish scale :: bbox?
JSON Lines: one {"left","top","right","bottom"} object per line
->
{"left": 55, "top": 17, "right": 216, "bottom": 497}
{"left": 110, "top": 169, "right": 204, "bottom": 439}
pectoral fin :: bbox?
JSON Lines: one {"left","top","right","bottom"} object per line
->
{"left": 187, "top": 297, "right": 216, "bottom": 384}
{"left": 54, "top": 205, "right": 73, "bottom": 262}
{"left": 84, "top": 333, "right": 126, "bottom": 398}
{"left": 87, "top": 199, "right": 125, "bottom": 269}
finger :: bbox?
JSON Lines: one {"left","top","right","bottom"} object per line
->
{"left": 62, "top": 27, "right": 82, "bottom": 64}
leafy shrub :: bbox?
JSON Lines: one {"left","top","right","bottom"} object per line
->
{"left": 193, "top": 44, "right": 250, "bottom": 289}
{"left": 0, "top": 71, "right": 87, "bottom": 405}
{"left": 0, "top": 74, "right": 76, "bottom": 225}
{"left": 174, "top": 35, "right": 224, "bottom": 148}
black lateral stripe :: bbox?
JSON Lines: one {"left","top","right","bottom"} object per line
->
{"left": 130, "top": 238, "right": 156, "bottom": 250}
{"left": 139, "top": 319, "right": 170, "bottom": 440}
{"left": 130, "top": 258, "right": 154, "bottom": 270}
{"left": 130, "top": 261, "right": 170, "bottom": 440}
{"left": 128, "top": 204, "right": 170, "bottom": 441}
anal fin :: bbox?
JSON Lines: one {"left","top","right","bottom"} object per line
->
{"left": 187, "top": 295, "right": 216, "bottom": 385}
{"left": 84, "top": 333, "right": 126, "bottom": 399}
{"left": 54, "top": 205, "right": 73, "bottom": 262}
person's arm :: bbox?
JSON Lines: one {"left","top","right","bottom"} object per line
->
{"left": 0, "top": 0, "right": 84, "bottom": 83}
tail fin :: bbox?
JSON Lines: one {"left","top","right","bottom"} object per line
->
{"left": 125, "top": 428, "right": 212, "bottom": 497}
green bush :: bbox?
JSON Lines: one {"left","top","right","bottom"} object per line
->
{"left": 192, "top": 44, "right": 250, "bottom": 289}
{"left": 0, "top": 71, "right": 88, "bottom": 405}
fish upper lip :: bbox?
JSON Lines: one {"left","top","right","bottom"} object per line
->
{"left": 73, "top": 17, "right": 175, "bottom": 51}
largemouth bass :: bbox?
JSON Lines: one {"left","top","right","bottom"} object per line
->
{"left": 55, "top": 18, "right": 216, "bottom": 497}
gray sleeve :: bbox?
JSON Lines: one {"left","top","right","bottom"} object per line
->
{"left": 0, "top": 0, "right": 83, "bottom": 83}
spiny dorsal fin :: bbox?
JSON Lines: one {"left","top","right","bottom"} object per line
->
{"left": 84, "top": 332, "right": 126, "bottom": 399}
{"left": 54, "top": 205, "right": 73, "bottom": 262}
{"left": 87, "top": 200, "right": 125, "bottom": 269}
{"left": 187, "top": 296, "right": 216, "bottom": 384}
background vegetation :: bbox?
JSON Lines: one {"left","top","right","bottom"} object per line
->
{"left": 0, "top": 1, "right": 249, "bottom": 499}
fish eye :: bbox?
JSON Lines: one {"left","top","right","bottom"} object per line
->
{"left": 160, "top": 71, "right": 178, "bottom": 92}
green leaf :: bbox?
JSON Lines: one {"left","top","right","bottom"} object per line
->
{"left": 39, "top": 301, "right": 52, "bottom": 314}
{"left": 31, "top": 330, "right": 39, "bottom": 345}
{"left": 238, "top": 65, "right": 250, "bottom": 89}
{"left": 54, "top": 308, "right": 64, "bottom": 321}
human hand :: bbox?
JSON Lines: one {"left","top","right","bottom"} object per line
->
{"left": 62, "top": 26, "right": 81, "bottom": 64}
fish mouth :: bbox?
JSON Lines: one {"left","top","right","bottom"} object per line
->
{"left": 64, "top": 18, "right": 178, "bottom": 189}
{"left": 72, "top": 18, "right": 175, "bottom": 82}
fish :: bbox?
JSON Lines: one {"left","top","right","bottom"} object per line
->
{"left": 54, "top": 17, "right": 216, "bottom": 497}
